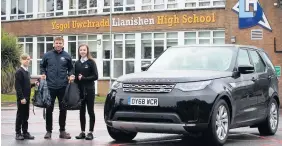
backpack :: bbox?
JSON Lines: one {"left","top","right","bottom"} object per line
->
{"left": 62, "top": 82, "right": 81, "bottom": 110}
{"left": 32, "top": 79, "right": 51, "bottom": 108}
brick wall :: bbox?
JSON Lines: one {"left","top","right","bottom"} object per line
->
{"left": 225, "top": 0, "right": 282, "bottom": 103}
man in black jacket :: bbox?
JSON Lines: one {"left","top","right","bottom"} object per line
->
{"left": 40, "top": 36, "right": 75, "bottom": 139}
{"left": 15, "top": 53, "right": 37, "bottom": 140}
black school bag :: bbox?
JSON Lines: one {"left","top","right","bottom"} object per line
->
{"left": 62, "top": 82, "right": 81, "bottom": 110}
{"left": 32, "top": 79, "right": 51, "bottom": 108}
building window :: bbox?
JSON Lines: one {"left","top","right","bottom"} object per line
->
{"left": 213, "top": 30, "right": 225, "bottom": 44}
{"left": 142, "top": 0, "right": 179, "bottom": 10}
{"left": 167, "top": 0, "right": 178, "bottom": 9}
{"left": 141, "top": 32, "right": 178, "bottom": 66}
{"left": 68, "top": 35, "right": 98, "bottom": 61}
{"left": 37, "top": 36, "right": 54, "bottom": 74}
{"left": 154, "top": 0, "right": 165, "bottom": 9}
{"left": 185, "top": 0, "right": 225, "bottom": 8}
{"left": 184, "top": 30, "right": 225, "bottom": 45}
{"left": 38, "top": 0, "right": 63, "bottom": 18}
{"left": 102, "top": 35, "right": 111, "bottom": 77}
{"left": 113, "top": 0, "right": 135, "bottom": 12}
{"left": 69, "top": 0, "right": 97, "bottom": 16}
{"left": 112, "top": 34, "right": 135, "bottom": 78}
{"left": 166, "top": 32, "right": 178, "bottom": 48}
{"left": 103, "top": 0, "right": 110, "bottom": 12}
{"left": 10, "top": 0, "right": 33, "bottom": 20}
{"left": 1, "top": 0, "right": 6, "bottom": 20}
{"left": 18, "top": 37, "right": 33, "bottom": 73}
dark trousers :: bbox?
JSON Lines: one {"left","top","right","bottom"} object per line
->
{"left": 79, "top": 87, "right": 95, "bottom": 132}
{"left": 15, "top": 101, "right": 30, "bottom": 134}
{"left": 46, "top": 87, "right": 67, "bottom": 132}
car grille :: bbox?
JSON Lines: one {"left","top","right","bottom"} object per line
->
{"left": 122, "top": 84, "right": 175, "bottom": 93}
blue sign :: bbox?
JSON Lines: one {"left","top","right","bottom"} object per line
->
{"left": 232, "top": 0, "right": 272, "bottom": 32}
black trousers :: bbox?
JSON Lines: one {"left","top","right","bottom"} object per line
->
{"left": 46, "top": 87, "right": 67, "bottom": 132}
{"left": 15, "top": 100, "right": 30, "bottom": 134}
{"left": 79, "top": 86, "right": 95, "bottom": 132}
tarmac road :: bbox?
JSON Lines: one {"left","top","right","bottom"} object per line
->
{"left": 2, "top": 104, "right": 282, "bottom": 146}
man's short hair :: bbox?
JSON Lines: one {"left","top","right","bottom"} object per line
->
{"left": 20, "top": 53, "right": 30, "bottom": 60}
{"left": 54, "top": 36, "right": 64, "bottom": 42}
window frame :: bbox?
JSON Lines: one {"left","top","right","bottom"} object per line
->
{"left": 37, "top": 0, "right": 64, "bottom": 18}
{"left": 248, "top": 49, "right": 267, "bottom": 73}
{"left": 236, "top": 48, "right": 253, "bottom": 69}
{"left": 1, "top": 0, "right": 7, "bottom": 20}
{"left": 68, "top": 0, "right": 98, "bottom": 16}
{"left": 184, "top": 0, "right": 226, "bottom": 9}
{"left": 10, "top": 0, "right": 34, "bottom": 20}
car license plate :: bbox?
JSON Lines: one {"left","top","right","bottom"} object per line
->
{"left": 128, "top": 97, "right": 158, "bottom": 106}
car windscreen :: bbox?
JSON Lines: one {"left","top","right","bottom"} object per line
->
{"left": 148, "top": 46, "right": 235, "bottom": 72}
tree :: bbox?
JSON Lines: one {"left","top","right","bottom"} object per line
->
{"left": 1, "top": 30, "right": 22, "bottom": 94}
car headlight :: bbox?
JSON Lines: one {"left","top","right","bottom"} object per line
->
{"left": 111, "top": 81, "right": 123, "bottom": 90}
{"left": 175, "top": 80, "right": 212, "bottom": 92}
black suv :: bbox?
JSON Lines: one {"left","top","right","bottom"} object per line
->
{"left": 104, "top": 45, "right": 280, "bottom": 146}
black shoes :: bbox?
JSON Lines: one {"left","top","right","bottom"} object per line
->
{"left": 75, "top": 132, "right": 94, "bottom": 140}
{"left": 23, "top": 132, "right": 35, "bottom": 139}
{"left": 85, "top": 133, "right": 94, "bottom": 140}
{"left": 59, "top": 131, "right": 71, "bottom": 139}
{"left": 75, "top": 132, "right": 86, "bottom": 139}
{"left": 15, "top": 134, "right": 24, "bottom": 140}
{"left": 16, "top": 133, "right": 34, "bottom": 140}
{"left": 44, "top": 132, "right": 51, "bottom": 139}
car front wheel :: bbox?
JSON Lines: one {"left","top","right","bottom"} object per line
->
{"left": 258, "top": 98, "right": 279, "bottom": 136}
{"left": 107, "top": 125, "right": 137, "bottom": 142}
{"left": 204, "top": 99, "right": 230, "bottom": 146}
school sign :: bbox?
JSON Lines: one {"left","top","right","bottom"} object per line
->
{"left": 51, "top": 13, "right": 216, "bottom": 32}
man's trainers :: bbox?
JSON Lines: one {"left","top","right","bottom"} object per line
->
{"left": 44, "top": 132, "right": 51, "bottom": 139}
{"left": 85, "top": 133, "right": 94, "bottom": 140}
{"left": 23, "top": 132, "right": 35, "bottom": 140}
{"left": 59, "top": 131, "right": 71, "bottom": 139}
{"left": 15, "top": 134, "right": 24, "bottom": 140}
{"left": 75, "top": 132, "right": 86, "bottom": 139}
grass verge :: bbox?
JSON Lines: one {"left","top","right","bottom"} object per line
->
{"left": 1, "top": 90, "right": 106, "bottom": 104}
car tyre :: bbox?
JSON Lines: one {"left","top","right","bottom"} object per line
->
{"left": 204, "top": 99, "right": 230, "bottom": 146}
{"left": 107, "top": 125, "right": 137, "bottom": 142}
{"left": 258, "top": 98, "right": 279, "bottom": 136}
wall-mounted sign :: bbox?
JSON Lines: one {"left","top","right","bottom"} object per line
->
{"left": 275, "top": 66, "right": 281, "bottom": 77}
{"left": 232, "top": 0, "right": 272, "bottom": 32}
{"left": 51, "top": 13, "right": 216, "bottom": 32}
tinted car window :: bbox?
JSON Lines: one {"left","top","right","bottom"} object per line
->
{"left": 260, "top": 51, "right": 275, "bottom": 72}
{"left": 237, "top": 49, "right": 252, "bottom": 66}
{"left": 249, "top": 50, "right": 266, "bottom": 73}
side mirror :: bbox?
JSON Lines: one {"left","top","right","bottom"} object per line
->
{"left": 238, "top": 65, "right": 255, "bottom": 74}
{"left": 141, "top": 64, "right": 150, "bottom": 71}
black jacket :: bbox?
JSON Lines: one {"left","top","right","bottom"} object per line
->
{"left": 15, "top": 67, "right": 35, "bottom": 101}
{"left": 40, "top": 49, "right": 73, "bottom": 89}
{"left": 74, "top": 59, "right": 98, "bottom": 89}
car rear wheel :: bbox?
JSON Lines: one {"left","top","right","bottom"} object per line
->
{"left": 258, "top": 98, "right": 279, "bottom": 136}
{"left": 107, "top": 125, "right": 137, "bottom": 141}
{"left": 204, "top": 99, "right": 230, "bottom": 146}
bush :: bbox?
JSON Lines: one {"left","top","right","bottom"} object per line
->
{"left": 1, "top": 30, "right": 22, "bottom": 94}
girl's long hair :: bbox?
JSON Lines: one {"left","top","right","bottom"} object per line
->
{"left": 78, "top": 44, "right": 95, "bottom": 62}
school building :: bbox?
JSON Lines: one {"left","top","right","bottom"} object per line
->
{"left": 1, "top": 0, "right": 282, "bottom": 99}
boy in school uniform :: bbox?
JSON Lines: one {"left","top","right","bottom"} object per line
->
{"left": 15, "top": 53, "right": 37, "bottom": 140}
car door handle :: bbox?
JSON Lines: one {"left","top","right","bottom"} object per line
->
{"left": 251, "top": 77, "right": 257, "bottom": 81}
{"left": 268, "top": 75, "right": 272, "bottom": 80}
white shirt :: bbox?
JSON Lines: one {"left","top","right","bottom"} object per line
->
{"left": 21, "top": 65, "right": 28, "bottom": 71}
{"left": 80, "top": 57, "right": 88, "bottom": 63}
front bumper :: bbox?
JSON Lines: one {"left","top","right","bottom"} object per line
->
{"left": 106, "top": 120, "right": 208, "bottom": 134}
{"left": 104, "top": 86, "right": 218, "bottom": 133}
